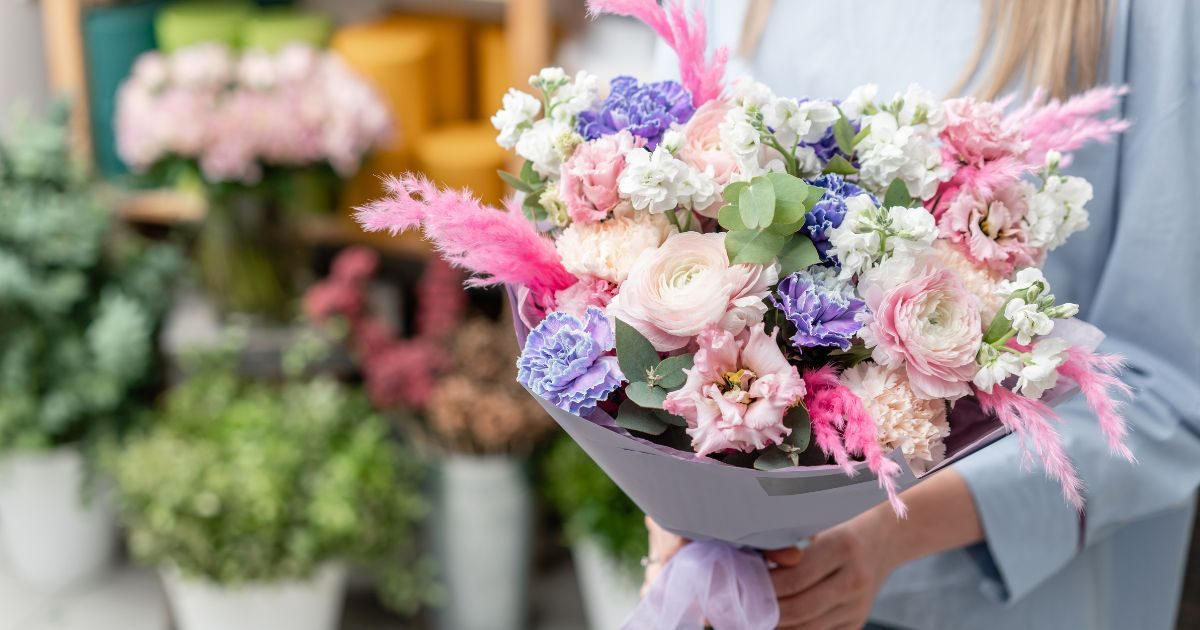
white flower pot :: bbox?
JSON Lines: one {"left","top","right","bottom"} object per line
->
{"left": 162, "top": 564, "right": 347, "bottom": 630}
{"left": 0, "top": 447, "right": 117, "bottom": 590}
{"left": 434, "top": 454, "right": 533, "bottom": 630}
{"left": 572, "top": 539, "right": 643, "bottom": 630}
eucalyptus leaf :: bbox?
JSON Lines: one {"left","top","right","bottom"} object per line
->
{"left": 615, "top": 319, "right": 661, "bottom": 383}
{"left": 738, "top": 178, "right": 776, "bottom": 230}
{"left": 833, "top": 116, "right": 857, "bottom": 155}
{"left": 823, "top": 155, "right": 858, "bottom": 175}
{"left": 626, "top": 382, "right": 668, "bottom": 409}
{"left": 805, "top": 184, "right": 826, "bottom": 206}
{"left": 653, "top": 409, "right": 687, "bottom": 427}
{"left": 497, "top": 170, "right": 533, "bottom": 193}
{"left": 726, "top": 229, "right": 787, "bottom": 265}
{"left": 722, "top": 181, "right": 748, "bottom": 204}
{"left": 765, "top": 172, "right": 811, "bottom": 224}
{"left": 753, "top": 446, "right": 797, "bottom": 471}
{"left": 655, "top": 353, "right": 695, "bottom": 390}
{"left": 718, "top": 203, "right": 748, "bottom": 231}
{"left": 777, "top": 235, "right": 821, "bottom": 276}
{"left": 784, "top": 403, "right": 812, "bottom": 452}
{"left": 520, "top": 160, "right": 542, "bottom": 186}
{"left": 616, "top": 399, "right": 669, "bottom": 436}
{"left": 768, "top": 220, "right": 807, "bottom": 236}
{"left": 883, "top": 178, "right": 914, "bottom": 208}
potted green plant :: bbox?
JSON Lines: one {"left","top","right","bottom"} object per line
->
{"left": 110, "top": 344, "right": 435, "bottom": 630}
{"left": 542, "top": 435, "right": 647, "bottom": 630}
{"left": 0, "top": 103, "right": 179, "bottom": 589}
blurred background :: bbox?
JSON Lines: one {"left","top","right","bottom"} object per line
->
{"left": 0, "top": 1, "right": 1194, "bottom": 630}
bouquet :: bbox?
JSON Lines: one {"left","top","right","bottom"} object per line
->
{"left": 353, "top": 1, "right": 1133, "bottom": 626}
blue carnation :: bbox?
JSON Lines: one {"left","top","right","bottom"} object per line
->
{"left": 770, "top": 269, "right": 866, "bottom": 351}
{"left": 803, "top": 174, "right": 878, "bottom": 263}
{"left": 576, "top": 76, "right": 694, "bottom": 149}
{"left": 517, "top": 307, "right": 624, "bottom": 415}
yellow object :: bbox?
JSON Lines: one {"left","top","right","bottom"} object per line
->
{"left": 339, "top": 146, "right": 413, "bottom": 214}
{"left": 331, "top": 21, "right": 436, "bottom": 151}
{"left": 414, "top": 122, "right": 509, "bottom": 207}
{"left": 475, "top": 24, "right": 510, "bottom": 121}
{"left": 378, "top": 14, "right": 472, "bottom": 125}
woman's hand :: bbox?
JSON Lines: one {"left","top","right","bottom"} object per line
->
{"left": 642, "top": 516, "right": 689, "bottom": 595}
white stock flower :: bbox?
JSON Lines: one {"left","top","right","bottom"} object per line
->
{"left": 539, "top": 182, "right": 570, "bottom": 227}
{"left": 896, "top": 84, "right": 946, "bottom": 131}
{"left": 660, "top": 128, "right": 687, "bottom": 154}
{"left": 997, "top": 267, "right": 1048, "bottom": 297}
{"left": 1016, "top": 337, "right": 1070, "bottom": 399}
{"left": 828, "top": 196, "right": 938, "bottom": 280}
{"left": 529, "top": 66, "right": 568, "bottom": 91}
{"left": 554, "top": 206, "right": 675, "bottom": 284}
{"left": 1024, "top": 175, "right": 1093, "bottom": 251}
{"left": 492, "top": 89, "right": 541, "bottom": 149}
{"left": 973, "top": 347, "right": 1023, "bottom": 392}
{"left": 618, "top": 146, "right": 687, "bottom": 214}
{"left": 548, "top": 70, "right": 600, "bottom": 124}
{"left": 887, "top": 205, "right": 938, "bottom": 254}
{"left": 1005, "top": 298, "right": 1054, "bottom": 345}
{"left": 841, "top": 84, "right": 879, "bottom": 120}
{"left": 515, "top": 119, "right": 574, "bottom": 177}
{"left": 675, "top": 165, "right": 721, "bottom": 212}
{"left": 729, "top": 78, "right": 776, "bottom": 109}
{"left": 856, "top": 112, "right": 949, "bottom": 200}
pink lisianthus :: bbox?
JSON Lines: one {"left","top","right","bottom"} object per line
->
{"left": 554, "top": 276, "right": 618, "bottom": 316}
{"left": 937, "top": 183, "right": 1037, "bottom": 275}
{"left": 859, "top": 265, "right": 983, "bottom": 400}
{"left": 678, "top": 99, "right": 737, "bottom": 215}
{"left": 560, "top": 130, "right": 640, "bottom": 224}
{"left": 663, "top": 324, "right": 806, "bottom": 457}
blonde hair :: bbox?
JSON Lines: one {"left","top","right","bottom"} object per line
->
{"left": 737, "top": 0, "right": 1110, "bottom": 100}
{"left": 951, "top": 0, "right": 1110, "bottom": 99}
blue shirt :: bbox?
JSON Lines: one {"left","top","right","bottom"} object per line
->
{"left": 652, "top": 1, "right": 1200, "bottom": 627}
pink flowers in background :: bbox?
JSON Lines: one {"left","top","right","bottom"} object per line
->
{"left": 664, "top": 325, "right": 805, "bottom": 457}
{"left": 116, "top": 43, "right": 390, "bottom": 184}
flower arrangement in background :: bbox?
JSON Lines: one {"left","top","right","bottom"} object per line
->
{"left": 116, "top": 42, "right": 389, "bottom": 184}
{"left": 305, "top": 248, "right": 554, "bottom": 455}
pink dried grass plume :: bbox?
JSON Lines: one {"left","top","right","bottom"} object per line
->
{"left": 354, "top": 174, "right": 575, "bottom": 303}
{"left": 586, "top": 0, "right": 728, "bottom": 106}
{"left": 803, "top": 367, "right": 906, "bottom": 517}
{"left": 1059, "top": 347, "right": 1135, "bottom": 462}
{"left": 1009, "top": 86, "right": 1130, "bottom": 168}
{"left": 974, "top": 385, "right": 1085, "bottom": 509}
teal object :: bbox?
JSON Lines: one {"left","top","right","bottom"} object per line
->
{"left": 83, "top": 0, "right": 166, "bottom": 179}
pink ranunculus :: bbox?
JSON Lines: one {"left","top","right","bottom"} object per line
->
{"left": 859, "top": 265, "right": 983, "bottom": 401}
{"left": 554, "top": 276, "right": 618, "bottom": 317}
{"left": 937, "top": 183, "right": 1037, "bottom": 276}
{"left": 678, "top": 99, "right": 737, "bottom": 216}
{"left": 663, "top": 324, "right": 806, "bottom": 457}
{"left": 940, "top": 98, "right": 1028, "bottom": 168}
{"left": 559, "top": 130, "right": 640, "bottom": 224}
{"left": 607, "top": 232, "right": 777, "bottom": 352}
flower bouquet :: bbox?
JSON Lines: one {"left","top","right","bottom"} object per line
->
{"left": 353, "top": 1, "right": 1133, "bottom": 626}
{"left": 116, "top": 42, "right": 390, "bottom": 317}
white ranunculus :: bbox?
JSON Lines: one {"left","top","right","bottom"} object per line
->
{"left": 492, "top": 89, "right": 541, "bottom": 149}
{"left": 607, "top": 232, "right": 777, "bottom": 351}
{"left": 1016, "top": 337, "right": 1070, "bottom": 399}
{"left": 555, "top": 204, "right": 675, "bottom": 284}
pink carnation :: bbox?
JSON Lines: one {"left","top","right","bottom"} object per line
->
{"left": 859, "top": 266, "right": 983, "bottom": 400}
{"left": 554, "top": 276, "right": 618, "bottom": 317}
{"left": 560, "top": 131, "right": 640, "bottom": 224}
{"left": 663, "top": 324, "right": 806, "bottom": 457}
{"left": 938, "top": 183, "right": 1037, "bottom": 276}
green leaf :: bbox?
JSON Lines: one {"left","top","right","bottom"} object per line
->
{"left": 982, "top": 306, "right": 1014, "bottom": 346}
{"left": 833, "top": 115, "right": 857, "bottom": 155}
{"left": 883, "top": 178, "right": 914, "bottom": 208}
{"left": 653, "top": 409, "right": 687, "bottom": 427}
{"left": 753, "top": 446, "right": 797, "bottom": 471}
{"left": 655, "top": 353, "right": 695, "bottom": 390}
{"left": 626, "top": 382, "right": 668, "bottom": 409}
{"left": 784, "top": 403, "right": 812, "bottom": 452}
{"left": 822, "top": 155, "right": 858, "bottom": 175}
{"left": 521, "top": 193, "right": 547, "bottom": 222}
{"left": 519, "top": 160, "right": 542, "bottom": 186}
{"left": 616, "top": 399, "right": 668, "bottom": 436}
{"left": 776, "top": 236, "right": 821, "bottom": 276}
{"left": 852, "top": 124, "right": 872, "bottom": 146}
{"left": 805, "top": 184, "right": 826, "bottom": 206}
{"left": 725, "top": 229, "right": 787, "bottom": 265}
{"left": 717, "top": 203, "right": 748, "bottom": 231}
{"left": 497, "top": 170, "right": 533, "bottom": 193}
{"left": 738, "top": 178, "right": 776, "bottom": 230}
{"left": 615, "top": 319, "right": 660, "bottom": 383}
{"left": 765, "top": 172, "right": 811, "bottom": 225}
{"left": 768, "top": 220, "right": 807, "bottom": 236}
{"left": 722, "top": 181, "right": 748, "bottom": 204}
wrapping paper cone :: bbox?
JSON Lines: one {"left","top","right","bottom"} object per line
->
{"left": 241, "top": 8, "right": 332, "bottom": 51}
{"left": 414, "top": 122, "right": 509, "bottom": 207}
{"left": 378, "top": 14, "right": 472, "bottom": 124}
{"left": 155, "top": 0, "right": 253, "bottom": 52}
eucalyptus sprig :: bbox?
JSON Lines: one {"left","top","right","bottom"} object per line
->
{"left": 613, "top": 319, "right": 692, "bottom": 436}
{"left": 716, "top": 172, "right": 823, "bottom": 275}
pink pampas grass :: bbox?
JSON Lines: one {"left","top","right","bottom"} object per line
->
{"left": 975, "top": 385, "right": 1085, "bottom": 509}
{"left": 1009, "top": 86, "right": 1130, "bottom": 168}
{"left": 804, "top": 367, "right": 906, "bottom": 517}
{"left": 1059, "top": 347, "right": 1135, "bottom": 462}
{"left": 587, "top": 0, "right": 727, "bottom": 106}
{"left": 354, "top": 174, "right": 576, "bottom": 303}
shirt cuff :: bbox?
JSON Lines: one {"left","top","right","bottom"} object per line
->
{"left": 954, "top": 433, "right": 1082, "bottom": 603}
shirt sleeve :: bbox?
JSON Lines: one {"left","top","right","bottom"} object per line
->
{"left": 954, "top": 0, "right": 1200, "bottom": 603}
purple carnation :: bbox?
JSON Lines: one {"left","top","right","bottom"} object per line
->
{"left": 517, "top": 307, "right": 624, "bottom": 415}
{"left": 803, "top": 174, "right": 877, "bottom": 262}
{"left": 770, "top": 269, "right": 866, "bottom": 351}
{"left": 576, "top": 76, "right": 694, "bottom": 150}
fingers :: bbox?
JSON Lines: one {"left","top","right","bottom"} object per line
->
{"left": 769, "top": 537, "right": 843, "bottom": 598}
{"left": 777, "top": 603, "right": 853, "bottom": 630}
{"left": 764, "top": 546, "right": 803, "bottom": 567}
{"left": 775, "top": 566, "right": 853, "bottom": 626}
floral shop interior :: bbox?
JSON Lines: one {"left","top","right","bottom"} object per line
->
{"left": 1, "top": 1, "right": 1198, "bottom": 630}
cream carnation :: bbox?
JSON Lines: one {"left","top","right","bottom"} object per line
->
{"left": 607, "top": 232, "right": 778, "bottom": 351}
{"left": 929, "top": 240, "right": 1006, "bottom": 323}
{"left": 554, "top": 204, "right": 674, "bottom": 284}
{"left": 841, "top": 363, "right": 950, "bottom": 474}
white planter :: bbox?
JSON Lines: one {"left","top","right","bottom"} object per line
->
{"left": 572, "top": 539, "right": 643, "bottom": 630}
{"left": 0, "top": 447, "right": 117, "bottom": 590}
{"left": 434, "top": 454, "right": 533, "bottom": 630}
{"left": 162, "top": 564, "right": 347, "bottom": 630}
